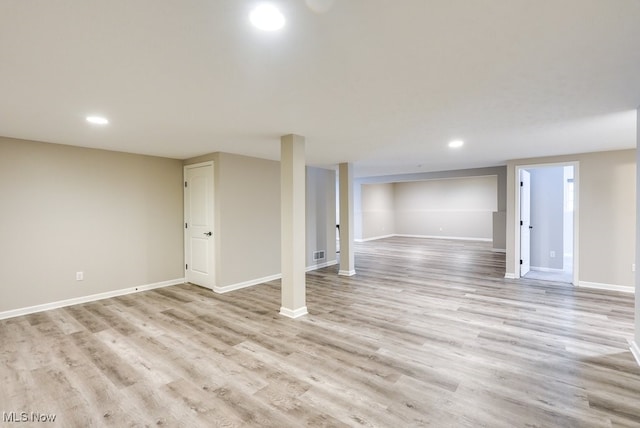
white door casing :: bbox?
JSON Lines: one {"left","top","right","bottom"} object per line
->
{"left": 184, "top": 162, "right": 215, "bottom": 290}
{"left": 520, "top": 169, "right": 531, "bottom": 277}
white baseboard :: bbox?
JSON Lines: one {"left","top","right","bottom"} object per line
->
{"left": 355, "top": 234, "right": 395, "bottom": 242}
{"left": 531, "top": 266, "right": 565, "bottom": 273}
{"left": 630, "top": 340, "right": 640, "bottom": 367}
{"left": 214, "top": 261, "right": 340, "bottom": 294}
{"left": 395, "top": 234, "right": 492, "bottom": 242}
{"left": 577, "top": 281, "right": 635, "bottom": 293}
{"left": 279, "top": 306, "right": 308, "bottom": 318}
{"left": 306, "top": 260, "right": 338, "bottom": 272}
{"left": 339, "top": 269, "right": 356, "bottom": 276}
{"left": 356, "top": 234, "right": 493, "bottom": 243}
{"left": 214, "top": 273, "right": 282, "bottom": 294}
{"left": 0, "top": 278, "right": 185, "bottom": 321}
{"left": 504, "top": 273, "right": 517, "bottom": 279}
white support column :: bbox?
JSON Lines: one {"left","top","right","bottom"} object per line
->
{"left": 632, "top": 108, "right": 640, "bottom": 366}
{"left": 339, "top": 162, "right": 356, "bottom": 276}
{"left": 280, "top": 134, "right": 308, "bottom": 318}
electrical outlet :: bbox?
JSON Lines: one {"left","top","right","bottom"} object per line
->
{"left": 76, "top": 272, "right": 84, "bottom": 281}
{"left": 633, "top": 264, "right": 636, "bottom": 272}
{"left": 550, "top": 251, "right": 556, "bottom": 258}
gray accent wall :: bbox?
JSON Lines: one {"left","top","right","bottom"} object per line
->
{"left": 529, "top": 167, "right": 565, "bottom": 270}
{"left": 306, "top": 167, "right": 337, "bottom": 268}
{"left": 0, "top": 137, "right": 184, "bottom": 313}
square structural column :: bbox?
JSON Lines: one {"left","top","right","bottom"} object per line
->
{"left": 633, "top": 108, "right": 640, "bottom": 366}
{"left": 339, "top": 162, "right": 356, "bottom": 276}
{"left": 280, "top": 134, "right": 308, "bottom": 318}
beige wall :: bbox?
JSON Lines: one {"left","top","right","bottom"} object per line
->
{"left": 0, "top": 137, "right": 184, "bottom": 313}
{"left": 394, "top": 176, "right": 497, "bottom": 240}
{"left": 185, "top": 152, "right": 281, "bottom": 288}
{"left": 360, "top": 176, "right": 498, "bottom": 241}
{"left": 506, "top": 149, "right": 636, "bottom": 288}
{"left": 1, "top": 141, "right": 337, "bottom": 313}
{"left": 306, "top": 167, "right": 337, "bottom": 267}
{"left": 185, "top": 153, "right": 337, "bottom": 289}
{"left": 361, "top": 183, "right": 395, "bottom": 240}
{"left": 356, "top": 166, "right": 506, "bottom": 249}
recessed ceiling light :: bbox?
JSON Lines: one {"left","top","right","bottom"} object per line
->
{"left": 448, "top": 139, "right": 464, "bottom": 148}
{"left": 250, "top": 4, "right": 285, "bottom": 31}
{"left": 86, "top": 116, "right": 109, "bottom": 125}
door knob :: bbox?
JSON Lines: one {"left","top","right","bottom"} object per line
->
{"left": 204, "top": 231, "right": 212, "bottom": 236}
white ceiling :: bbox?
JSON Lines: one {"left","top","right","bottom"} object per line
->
{"left": 1, "top": 0, "right": 638, "bottom": 177}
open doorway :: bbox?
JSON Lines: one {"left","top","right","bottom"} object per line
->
{"left": 518, "top": 163, "right": 577, "bottom": 284}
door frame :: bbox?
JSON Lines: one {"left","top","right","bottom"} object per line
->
{"left": 514, "top": 161, "right": 580, "bottom": 285}
{"left": 184, "top": 161, "right": 215, "bottom": 289}
{"left": 519, "top": 169, "right": 531, "bottom": 277}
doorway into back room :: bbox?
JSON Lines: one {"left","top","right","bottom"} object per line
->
{"left": 520, "top": 164, "right": 575, "bottom": 284}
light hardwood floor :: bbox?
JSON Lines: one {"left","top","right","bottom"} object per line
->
{"left": 1, "top": 237, "right": 639, "bottom": 427}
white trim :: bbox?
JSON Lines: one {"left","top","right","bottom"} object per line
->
{"left": 630, "top": 340, "right": 640, "bottom": 367}
{"left": 530, "top": 266, "right": 565, "bottom": 273}
{"left": 0, "top": 278, "right": 185, "bottom": 320}
{"left": 577, "top": 281, "right": 635, "bottom": 293}
{"left": 358, "top": 233, "right": 492, "bottom": 243}
{"left": 573, "top": 163, "right": 580, "bottom": 286}
{"left": 213, "top": 260, "right": 341, "bottom": 294}
{"left": 492, "top": 248, "right": 506, "bottom": 253}
{"left": 339, "top": 269, "right": 356, "bottom": 276}
{"left": 279, "top": 306, "right": 308, "bottom": 318}
{"left": 356, "top": 234, "right": 395, "bottom": 242}
{"left": 213, "top": 273, "right": 281, "bottom": 294}
{"left": 395, "top": 234, "right": 492, "bottom": 242}
{"left": 504, "top": 273, "right": 517, "bottom": 279}
{"left": 306, "top": 260, "right": 338, "bottom": 272}
{"left": 213, "top": 261, "right": 339, "bottom": 294}
{"left": 184, "top": 161, "right": 216, "bottom": 290}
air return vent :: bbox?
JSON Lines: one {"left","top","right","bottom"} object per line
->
{"left": 313, "top": 250, "right": 326, "bottom": 261}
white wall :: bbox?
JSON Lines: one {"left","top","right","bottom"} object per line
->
{"left": 0, "top": 137, "right": 184, "bottom": 314}
{"left": 507, "top": 149, "right": 636, "bottom": 288}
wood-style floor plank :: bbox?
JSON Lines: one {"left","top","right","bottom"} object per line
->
{"left": 1, "top": 236, "right": 639, "bottom": 427}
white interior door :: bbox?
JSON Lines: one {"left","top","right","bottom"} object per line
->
{"left": 184, "top": 163, "right": 215, "bottom": 290}
{"left": 520, "top": 169, "right": 531, "bottom": 276}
